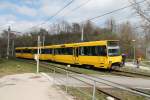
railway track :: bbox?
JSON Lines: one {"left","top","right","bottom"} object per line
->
{"left": 16, "top": 58, "right": 150, "bottom": 99}
{"left": 16, "top": 58, "right": 150, "bottom": 78}
{"left": 35, "top": 61, "right": 150, "bottom": 99}
{"left": 111, "top": 69, "right": 150, "bottom": 78}
{"left": 42, "top": 60, "right": 150, "bottom": 78}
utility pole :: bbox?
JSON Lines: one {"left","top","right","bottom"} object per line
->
{"left": 145, "top": 47, "right": 147, "bottom": 59}
{"left": 42, "top": 35, "right": 45, "bottom": 47}
{"left": 132, "top": 40, "right": 136, "bottom": 63}
{"left": 11, "top": 40, "right": 14, "bottom": 57}
{"left": 37, "top": 35, "right": 40, "bottom": 73}
{"left": 6, "top": 26, "right": 10, "bottom": 59}
{"left": 81, "top": 24, "right": 84, "bottom": 42}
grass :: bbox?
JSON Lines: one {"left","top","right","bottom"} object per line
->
{"left": 2, "top": 58, "right": 148, "bottom": 100}
{"left": 59, "top": 86, "right": 146, "bottom": 100}
{"left": 0, "top": 59, "right": 37, "bottom": 77}
{"left": 17, "top": 58, "right": 150, "bottom": 79}
{"left": 144, "top": 62, "right": 150, "bottom": 65}
{"left": 16, "top": 59, "right": 112, "bottom": 75}
{"left": 140, "top": 62, "right": 150, "bottom": 67}
{"left": 103, "top": 88, "right": 146, "bottom": 100}
{"left": 41, "top": 61, "right": 112, "bottom": 75}
{"left": 60, "top": 86, "right": 106, "bottom": 100}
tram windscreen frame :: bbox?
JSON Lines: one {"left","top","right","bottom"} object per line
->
{"left": 107, "top": 41, "right": 120, "bottom": 56}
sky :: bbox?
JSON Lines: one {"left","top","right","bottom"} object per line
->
{"left": 0, "top": 0, "right": 142, "bottom": 33}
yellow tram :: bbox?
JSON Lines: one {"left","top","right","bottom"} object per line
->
{"left": 15, "top": 40, "right": 122, "bottom": 69}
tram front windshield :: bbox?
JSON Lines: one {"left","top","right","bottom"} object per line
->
{"left": 108, "top": 47, "right": 120, "bottom": 56}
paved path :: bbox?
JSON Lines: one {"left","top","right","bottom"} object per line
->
{"left": 0, "top": 73, "right": 73, "bottom": 100}
{"left": 126, "top": 62, "right": 150, "bottom": 71}
{"left": 1, "top": 73, "right": 149, "bottom": 100}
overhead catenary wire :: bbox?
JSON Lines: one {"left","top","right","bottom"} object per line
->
{"left": 29, "top": 0, "right": 91, "bottom": 31}
{"left": 29, "top": 0, "right": 75, "bottom": 30}
{"left": 45, "top": 0, "right": 91, "bottom": 34}
{"left": 14, "top": 0, "right": 146, "bottom": 33}
{"left": 85, "top": 0, "right": 146, "bottom": 22}
{"left": 42, "top": 0, "right": 146, "bottom": 29}
{"left": 47, "top": 0, "right": 146, "bottom": 29}
{"left": 61, "top": 0, "right": 91, "bottom": 17}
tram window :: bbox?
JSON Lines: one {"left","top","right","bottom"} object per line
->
{"left": 41, "top": 49, "right": 45, "bottom": 54}
{"left": 49, "top": 49, "right": 52, "bottom": 54}
{"left": 97, "top": 46, "right": 107, "bottom": 56}
{"left": 84, "top": 47, "right": 90, "bottom": 55}
{"left": 54, "top": 48, "right": 73, "bottom": 55}
{"left": 58, "top": 49, "right": 62, "bottom": 54}
{"left": 48, "top": 49, "right": 52, "bottom": 54}
{"left": 41, "top": 49, "right": 52, "bottom": 54}
{"left": 32, "top": 49, "right": 37, "bottom": 54}
{"left": 91, "top": 47, "right": 97, "bottom": 56}
{"left": 79, "top": 46, "right": 97, "bottom": 56}
{"left": 15, "top": 50, "right": 21, "bottom": 53}
{"left": 75, "top": 48, "right": 79, "bottom": 57}
{"left": 79, "top": 46, "right": 107, "bottom": 56}
{"left": 79, "top": 46, "right": 90, "bottom": 56}
{"left": 79, "top": 47, "right": 84, "bottom": 55}
{"left": 54, "top": 49, "right": 58, "bottom": 55}
{"left": 66, "top": 48, "right": 73, "bottom": 55}
{"left": 23, "top": 49, "right": 31, "bottom": 53}
{"left": 22, "top": 50, "right": 25, "bottom": 53}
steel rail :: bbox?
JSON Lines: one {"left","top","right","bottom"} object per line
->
{"left": 16, "top": 59, "right": 150, "bottom": 98}
{"left": 39, "top": 61, "right": 150, "bottom": 98}
{"left": 112, "top": 69, "right": 150, "bottom": 78}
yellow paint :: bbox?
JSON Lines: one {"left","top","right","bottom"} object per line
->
{"left": 15, "top": 40, "right": 122, "bottom": 69}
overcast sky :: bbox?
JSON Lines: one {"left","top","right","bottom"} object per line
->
{"left": 0, "top": 0, "right": 143, "bottom": 33}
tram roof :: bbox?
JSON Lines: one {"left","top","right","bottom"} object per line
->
{"left": 16, "top": 40, "right": 119, "bottom": 49}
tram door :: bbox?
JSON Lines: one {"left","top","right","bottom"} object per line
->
{"left": 74, "top": 47, "right": 79, "bottom": 64}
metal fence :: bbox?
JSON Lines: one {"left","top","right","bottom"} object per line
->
{"left": 39, "top": 63, "right": 150, "bottom": 100}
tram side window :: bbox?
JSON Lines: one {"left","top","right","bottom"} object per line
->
{"left": 97, "top": 46, "right": 107, "bottom": 56}
{"left": 22, "top": 49, "right": 31, "bottom": 53}
{"left": 58, "top": 48, "right": 62, "bottom": 54}
{"left": 15, "top": 50, "right": 22, "bottom": 53}
{"left": 79, "top": 46, "right": 107, "bottom": 56}
{"left": 79, "top": 47, "right": 86, "bottom": 56}
{"left": 54, "top": 49, "right": 58, "bottom": 55}
{"left": 79, "top": 47, "right": 84, "bottom": 55}
{"left": 32, "top": 49, "right": 37, "bottom": 54}
{"left": 54, "top": 48, "right": 62, "bottom": 55}
{"left": 49, "top": 49, "right": 52, "bottom": 54}
{"left": 54, "top": 48, "right": 73, "bottom": 55}
{"left": 41, "top": 49, "right": 52, "bottom": 54}
{"left": 79, "top": 46, "right": 97, "bottom": 56}
{"left": 41, "top": 49, "right": 45, "bottom": 54}
{"left": 65, "top": 48, "right": 73, "bottom": 55}
{"left": 83, "top": 47, "right": 90, "bottom": 55}
{"left": 91, "top": 46, "right": 97, "bottom": 56}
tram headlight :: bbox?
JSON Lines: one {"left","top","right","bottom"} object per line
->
{"left": 109, "top": 61, "right": 112, "bottom": 64}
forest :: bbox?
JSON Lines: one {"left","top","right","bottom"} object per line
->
{"left": 0, "top": 0, "right": 149, "bottom": 59}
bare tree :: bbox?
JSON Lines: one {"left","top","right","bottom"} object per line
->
{"left": 130, "top": 0, "right": 150, "bottom": 58}
{"left": 105, "top": 18, "right": 116, "bottom": 33}
{"left": 130, "top": 0, "right": 150, "bottom": 41}
{"left": 118, "top": 21, "right": 137, "bottom": 58}
{"left": 72, "top": 23, "right": 81, "bottom": 33}
{"left": 131, "top": 0, "right": 150, "bottom": 23}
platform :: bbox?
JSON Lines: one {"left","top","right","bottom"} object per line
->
{"left": 0, "top": 73, "right": 73, "bottom": 100}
